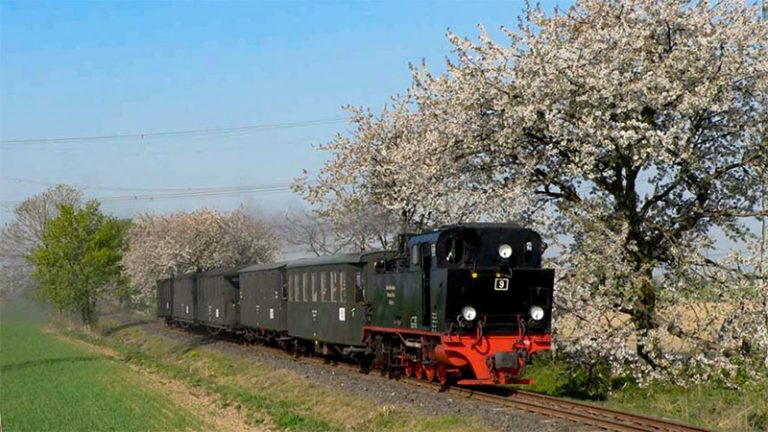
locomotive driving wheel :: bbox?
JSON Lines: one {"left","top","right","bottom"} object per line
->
{"left": 436, "top": 363, "right": 448, "bottom": 386}
{"left": 425, "top": 363, "right": 437, "bottom": 382}
{"left": 403, "top": 359, "right": 414, "bottom": 378}
{"left": 414, "top": 362, "right": 424, "bottom": 380}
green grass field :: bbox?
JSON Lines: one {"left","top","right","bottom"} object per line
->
{"left": 1, "top": 302, "right": 485, "bottom": 432}
{"left": 0, "top": 302, "right": 209, "bottom": 432}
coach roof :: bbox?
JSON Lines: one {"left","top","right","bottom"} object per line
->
{"left": 285, "top": 251, "right": 393, "bottom": 269}
{"left": 239, "top": 262, "right": 286, "bottom": 273}
{"left": 200, "top": 266, "right": 246, "bottom": 277}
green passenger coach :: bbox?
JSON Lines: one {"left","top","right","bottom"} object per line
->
{"left": 285, "top": 251, "right": 396, "bottom": 352}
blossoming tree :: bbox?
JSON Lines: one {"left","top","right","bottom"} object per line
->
{"left": 300, "top": 0, "right": 767, "bottom": 382}
{"left": 122, "top": 208, "right": 280, "bottom": 303}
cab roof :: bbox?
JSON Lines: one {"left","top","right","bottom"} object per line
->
{"left": 407, "top": 222, "right": 526, "bottom": 247}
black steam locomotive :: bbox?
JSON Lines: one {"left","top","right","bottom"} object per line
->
{"left": 157, "top": 223, "right": 554, "bottom": 385}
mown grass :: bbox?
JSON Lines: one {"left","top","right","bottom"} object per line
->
{"left": 80, "top": 317, "right": 487, "bottom": 432}
{"left": 519, "top": 355, "right": 768, "bottom": 432}
{"left": 0, "top": 302, "right": 209, "bottom": 432}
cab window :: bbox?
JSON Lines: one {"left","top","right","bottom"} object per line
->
{"left": 288, "top": 274, "right": 294, "bottom": 301}
{"left": 355, "top": 271, "right": 364, "bottom": 302}
{"left": 445, "top": 235, "right": 464, "bottom": 264}
{"left": 339, "top": 271, "right": 347, "bottom": 303}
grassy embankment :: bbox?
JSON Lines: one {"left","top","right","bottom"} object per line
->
{"left": 1, "top": 301, "right": 484, "bottom": 432}
{"left": 83, "top": 315, "right": 481, "bottom": 432}
{"left": 520, "top": 356, "right": 768, "bottom": 432}
{"left": 0, "top": 301, "right": 211, "bottom": 432}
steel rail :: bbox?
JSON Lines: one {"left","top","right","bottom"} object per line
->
{"left": 403, "top": 378, "right": 711, "bottom": 432}
{"left": 510, "top": 390, "right": 711, "bottom": 432}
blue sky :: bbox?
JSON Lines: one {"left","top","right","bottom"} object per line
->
{"left": 0, "top": 0, "right": 567, "bottom": 223}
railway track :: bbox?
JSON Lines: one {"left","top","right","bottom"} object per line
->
{"left": 406, "top": 378, "right": 711, "bottom": 432}
{"left": 297, "top": 349, "right": 711, "bottom": 431}
{"left": 165, "top": 323, "right": 711, "bottom": 432}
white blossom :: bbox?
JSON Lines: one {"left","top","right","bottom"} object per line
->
{"left": 122, "top": 207, "right": 280, "bottom": 303}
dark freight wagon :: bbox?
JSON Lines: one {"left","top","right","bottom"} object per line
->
{"left": 157, "top": 278, "right": 173, "bottom": 319}
{"left": 239, "top": 263, "right": 288, "bottom": 335}
{"left": 172, "top": 274, "right": 197, "bottom": 324}
{"left": 195, "top": 267, "right": 241, "bottom": 329}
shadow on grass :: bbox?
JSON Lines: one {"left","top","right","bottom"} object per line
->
{"left": 1, "top": 355, "right": 112, "bottom": 372}
{"left": 100, "top": 320, "right": 152, "bottom": 337}
{"left": 171, "top": 333, "right": 220, "bottom": 356}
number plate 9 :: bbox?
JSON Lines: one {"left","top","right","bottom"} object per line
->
{"left": 494, "top": 278, "right": 509, "bottom": 291}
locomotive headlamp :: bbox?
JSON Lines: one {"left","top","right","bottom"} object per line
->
{"left": 461, "top": 306, "right": 478, "bottom": 321}
{"left": 529, "top": 306, "right": 545, "bottom": 321}
{"left": 498, "top": 244, "right": 513, "bottom": 259}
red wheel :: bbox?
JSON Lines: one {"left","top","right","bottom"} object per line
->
{"left": 425, "top": 364, "right": 437, "bottom": 382}
{"left": 436, "top": 363, "right": 448, "bottom": 385}
{"left": 403, "top": 359, "right": 414, "bottom": 378}
{"left": 415, "top": 362, "right": 424, "bottom": 380}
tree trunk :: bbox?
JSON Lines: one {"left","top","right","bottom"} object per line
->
{"left": 632, "top": 268, "right": 659, "bottom": 368}
{"left": 80, "top": 298, "right": 97, "bottom": 330}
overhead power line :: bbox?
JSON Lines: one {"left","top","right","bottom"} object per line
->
{"left": 0, "top": 175, "right": 297, "bottom": 193}
{"left": 1, "top": 175, "right": 212, "bottom": 192}
{"left": 0, "top": 117, "right": 350, "bottom": 146}
{"left": 95, "top": 184, "right": 294, "bottom": 203}
{"left": 0, "top": 180, "right": 313, "bottom": 207}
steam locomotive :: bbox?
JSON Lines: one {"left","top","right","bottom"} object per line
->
{"left": 157, "top": 223, "right": 554, "bottom": 386}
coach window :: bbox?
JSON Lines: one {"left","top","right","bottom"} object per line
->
{"left": 302, "top": 273, "right": 309, "bottom": 302}
{"left": 411, "top": 245, "right": 420, "bottom": 266}
{"left": 330, "top": 272, "right": 338, "bottom": 303}
{"left": 339, "top": 271, "right": 347, "bottom": 303}
{"left": 297, "top": 273, "right": 302, "bottom": 302}
{"left": 355, "top": 271, "right": 365, "bottom": 302}
{"left": 321, "top": 272, "right": 329, "bottom": 302}
{"left": 311, "top": 272, "right": 318, "bottom": 302}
